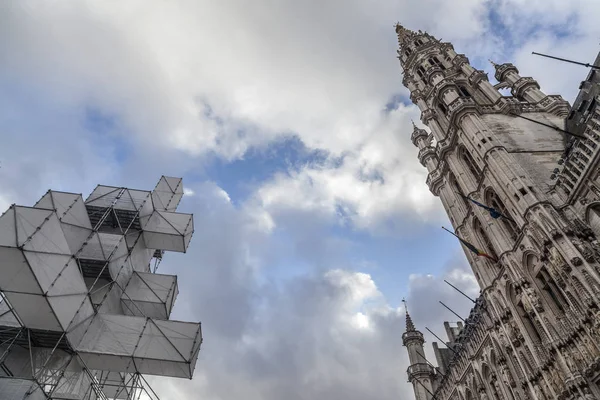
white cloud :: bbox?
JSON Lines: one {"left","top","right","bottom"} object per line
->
{"left": 1, "top": 1, "right": 599, "bottom": 400}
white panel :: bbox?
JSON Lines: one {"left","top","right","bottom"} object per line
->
{"left": 65, "top": 305, "right": 94, "bottom": 348}
{"left": 52, "top": 192, "right": 92, "bottom": 229}
{"left": 109, "top": 256, "right": 134, "bottom": 288}
{"left": 164, "top": 177, "right": 183, "bottom": 192}
{"left": 0, "top": 247, "right": 42, "bottom": 294}
{"left": 0, "top": 378, "right": 46, "bottom": 400}
{"left": 78, "top": 314, "right": 144, "bottom": 355}
{"left": 160, "top": 211, "right": 192, "bottom": 234}
{"left": 121, "top": 299, "right": 166, "bottom": 319}
{"left": 0, "top": 207, "right": 17, "bottom": 247}
{"left": 34, "top": 191, "right": 54, "bottom": 210}
{"left": 152, "top": 176, "right": 183, "bottom": 212}
{"left": 4, "top": 293, "right": 61, "bottom": 331}
{"left": 60, "top": 223, "right": 91, "bottom": 254}
{"left": 85, "top": 186, "right": 120, "bottom": 207}
{"left": 48, "top": 294, "right": 91, "bottom": 331}
{"left": 129, "top": 237, "right": 153, "bottom": 273}
{"left": 24, "top": 252, "right": 73, "bottom": 294}
{"left": 78, "top": 232, "right": 104, "bottom": 260}
{"left": 142, "top": 231, "right": 185, "bottom": 253}
{"left": 154, "top": 319, "right": 202, "bottom": 361}
{"left": 126, "top": 189, "right": 151, "bottom": 213}
{"left": 15, "top": 207, "right": 52, "bottom": 246}
{"left": 134, "top": 320, "right": 183, "bottom": 361}
{"left": 121, "top": 272, "right": 176, "bottom": 319}
{"left": 140, "top": 211, "right": 192, "bottom": 252}
{"left": 46, "top": 258, "right": 86, "bottom": 296}
{"left": 20, "top": 211, "right": 71, "bottom": 255}
{"left": 76, "top": 314, "right": 201, "bottom": 378}
{"left": 154, "top": 177, "right": 173, "bottom": 193}
{"left": 0, "top": 299, "right": 20, "bottom": 328}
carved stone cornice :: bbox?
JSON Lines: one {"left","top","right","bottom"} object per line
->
{"left": 421, "top": 108, "right": 436, "bottom": 123}
{"left": 418, "top": 146, "right": 437, "bottom": 167}
{"left": 409, "top": 88, "right": 423, "bottom": 104}
{"left": 494, "top": 63, "right": 519, "bottom": 82}
{"left": 452, "top": 54, "right": 470, "bottom": 69}
{"left": 468, "top": 70, "right": 488, "bottom": 86}
{"left": 512, "top": 76, "right": 540, "bottom": 98}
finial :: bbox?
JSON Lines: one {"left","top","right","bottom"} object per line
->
{"left": 489, "top": 59, "right": 498, "bottom": 68}
{"left": 411, "top": 119, "right": 417, "bottom": 128}
{"left": 403, "top": 298, "right": 416, "bottom": 332}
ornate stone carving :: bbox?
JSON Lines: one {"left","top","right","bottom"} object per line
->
{"left": 523, "top": 286, "right": 544, "bottom": 313}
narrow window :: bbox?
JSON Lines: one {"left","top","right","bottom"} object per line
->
{"left": 578, "top": 100, "right": 588, "bottom": 112}
{"left": 438, "top": 103, "right": 447, "bottom": 115}
{"left": 587, "top": 98, "right": 596, "bottom": 113}
{"left": 458, "top": 86, "right": 471, "bottom": 98}
{"left": 460, "top": 147, "right": 481, "bottom": 180}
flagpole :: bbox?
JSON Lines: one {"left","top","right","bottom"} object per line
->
{"left": 532, "top": 51, "right": 600, "bottom": 71}
{"left": 441, "top": 226, "right": 459, "bottom": 239}
{"left": 439, "top": 301, "right": 465, "bottom": 323}
{"left": 444, "top": 280, "right": 476, "bottom": 304}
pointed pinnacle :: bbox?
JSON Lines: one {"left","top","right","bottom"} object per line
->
{"left": 403, "top": 298, "right": 416, "bottom": 332}
{"left": 489, "top": 59, "right": 499, "bottom": 68}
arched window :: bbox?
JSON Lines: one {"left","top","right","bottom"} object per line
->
{"left": 460, "top": 147, "right": 482, "bottom": 181}
{"left": 416, "top": 65, "right": 427, "bottom": 80}
{"left": 486, "top": 189, "right": 518, "bottom": 240}
{"left": 414, "top": 39, "right": 424, "bottom": 47}
{"left": 473, "top": 218, "right": 498, "bottom": 261}
{"left": 429, "top": 56, "right": 446, "bottom": 70}
{"left": 525, "top": 254, "right": 567, "bottom": 315}
{"left": 587, "top": 205, "right": 600, "bottom": 239}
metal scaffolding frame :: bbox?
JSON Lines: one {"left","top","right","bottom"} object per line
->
{"left": 0, "top": 176, "right": 201, "bottom": 399}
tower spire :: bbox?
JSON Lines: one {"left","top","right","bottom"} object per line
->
{"left": 403, "top": 298, "right": 416, "bottom": 332}
{"left": 395, "top": 22, "right": 414, "bottom": 45}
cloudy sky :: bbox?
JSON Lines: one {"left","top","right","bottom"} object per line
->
{"left": 1, "top": 1, "right": 599, "bottom": 399}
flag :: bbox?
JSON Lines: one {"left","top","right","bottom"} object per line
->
{"left": 456, "top": 192, "right": 514, "bottom": 222}
{"left": 442, "top": 227, "right": 498, "bottom": 262}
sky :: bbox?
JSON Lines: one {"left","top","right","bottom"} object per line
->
{"left": 1, "top": 1, "right": 599, "bottom": 399}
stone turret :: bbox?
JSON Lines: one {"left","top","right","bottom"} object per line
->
{"left": 402, "top": 302, "right": 435, "bottom": 400}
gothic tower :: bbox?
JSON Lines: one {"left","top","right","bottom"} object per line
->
{"left": 398, "top": 23, "right": 600, "bottom": 400}
{"left": 403, "top": 306, "right": 435, "bottom": 400}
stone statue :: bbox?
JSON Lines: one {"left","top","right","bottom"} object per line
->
{"left": 479, "top": 389, "right": 489, "bottom": 400}
{"left": 572, "top": 237, "right": 596, "bottom": 263}
{"left": 547, "top": 247, "right": 566, "bottom": 281}
{"left": 523, "top": 286, "right": 543, "bottom": 312}
{"left": 534, "top": 384, "right": 546, "bottom": 400}
{"left": 508, "top": 320, "right": 522, "bottom": 342}
{"left": 550, "top": 367, "right": 562, "bottom": 391}
{"left": 498, "top": 330, "right": 510, "bottom": 349}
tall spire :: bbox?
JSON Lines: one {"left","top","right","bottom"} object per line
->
{"left": 395, "top": 22, "right": 414, "bottom": 45}
{"left": 403, "top": 298, "right": 416, "bottom": 332}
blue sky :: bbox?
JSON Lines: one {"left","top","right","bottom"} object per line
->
{"left": 1, "top": 1, "right": 599, "bottom": 399}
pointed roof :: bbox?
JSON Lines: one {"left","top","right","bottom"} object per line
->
{"left": 395, "top": 23, "right": 415, "bottom": 45}
{"left": 403, "top": 298, "right": 416, "bottom": 332}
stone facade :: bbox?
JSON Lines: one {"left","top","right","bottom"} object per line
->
{"left": 397, "top": 23, "right": 600, "bottom": 400}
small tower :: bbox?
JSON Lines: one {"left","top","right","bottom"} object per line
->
{"left": 402, "top": 301, "right": 435, "bottom": 400}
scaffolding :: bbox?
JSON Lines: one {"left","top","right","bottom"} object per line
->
{"left": 0, "top": 176, "right": 202, "bottom": 399}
